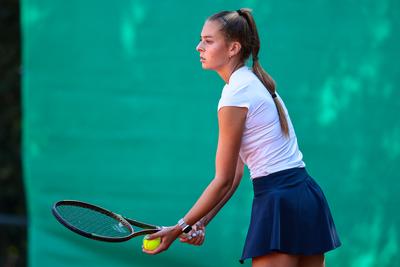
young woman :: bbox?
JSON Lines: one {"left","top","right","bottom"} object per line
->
{"left": 143, "top": 8, "right": 341, "bottom": 267}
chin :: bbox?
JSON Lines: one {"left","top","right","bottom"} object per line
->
{"left": 201, "top": 63, "right": 214, "bottom": 70}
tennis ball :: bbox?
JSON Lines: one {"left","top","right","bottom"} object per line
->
{"left": 143, "top": 235, "right": 161, "bottom": 251}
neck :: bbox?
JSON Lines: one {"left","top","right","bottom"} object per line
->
{"left": 217, "top": 59, "right": 244, "bottom": 84}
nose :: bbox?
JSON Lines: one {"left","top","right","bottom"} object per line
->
{"left": 196, "top": 41, "right": 205, "bottom": 52}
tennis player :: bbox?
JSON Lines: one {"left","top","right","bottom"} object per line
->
{"left": 143, "top": 8, "right": 341, "bottom": 267}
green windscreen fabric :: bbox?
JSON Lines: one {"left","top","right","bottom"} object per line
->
{"left": 22, "top": 1, "right": 400, "bottom": 266}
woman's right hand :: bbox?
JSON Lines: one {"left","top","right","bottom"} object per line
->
{"left": 179, "top": 220, "right": 206, "bottom": 246}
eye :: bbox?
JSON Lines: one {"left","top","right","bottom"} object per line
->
{"left": 199, "top": 38, "right": 213, "bottom": 44}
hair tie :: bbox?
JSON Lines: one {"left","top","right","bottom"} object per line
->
{"left": 253, "top": 56, "right": 259, "bottom": 61}
{"left": 271, "top": 93, "right": 277, "bottom": 99}
{"left": 237, "top": 9, "right": 243, "bottom": 16}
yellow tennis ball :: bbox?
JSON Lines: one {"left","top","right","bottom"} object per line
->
{"left": 143, "top": 235, "right": 161, "bottom": 251}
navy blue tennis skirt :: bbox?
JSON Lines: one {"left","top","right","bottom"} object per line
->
{"left": 240, "top": 167, "right": 341, "bottom": 263}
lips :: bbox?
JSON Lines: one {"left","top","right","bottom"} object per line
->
{"left": 200, "top": 56, "right": 206, "bottom": 62}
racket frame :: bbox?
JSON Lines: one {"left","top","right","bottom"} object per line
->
{"left": 52, "top": 200, "right": 160, "bottom": 242}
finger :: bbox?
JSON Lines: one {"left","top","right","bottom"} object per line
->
{"left": 142, "top": 245, "right": 164, "bottom": 255}
{"left": 179, "top": 237, "right": 190, "bottom": 243}
{"left": 194, "top": 231, "right": 205, "bottom": 245}
{"left": 179, "top": 235, "right": 191, "bottom": 242}
{"left": 193, "top": 236, "right": 203, "bottom": 246}
{"left": 146, "top": 230, "right": 164, "bottom": 240}
{"left": 179, "top": 228, "right": 205, "bottom": 244}
{"left": 186, "top": 237, "right": 195, "bottom": 244}
{"left": 192, "top": 238, "right": 201, "bottom": 245}
{"left": 179, "top": 233, "right": 189, "bottom": 239}
{"left": 180, "top": 236, "right": 195, "bottom": 244}
{"left": 193, "top": 234, "right": 204, "bottom": 246}
{"left": 187, "top": 234, "right": 201, "bottom": 245}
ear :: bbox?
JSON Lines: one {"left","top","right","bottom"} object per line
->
{"left": 228, "top": 41, "right": 242, "bottom": 58}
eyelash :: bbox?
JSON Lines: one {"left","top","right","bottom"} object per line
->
{"left": 199, "top": 39, "right": 213, "bottom": 44}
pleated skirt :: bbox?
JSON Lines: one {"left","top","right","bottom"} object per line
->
{"left": 240, "top": 167, "right": 341, "bottom": 263}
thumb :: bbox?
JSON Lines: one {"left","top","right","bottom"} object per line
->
{"left": 145, "top": 227, "right": 165, "bottom": 240}
{"left": 146, "top": 230, "right": 162, "bottom": 240}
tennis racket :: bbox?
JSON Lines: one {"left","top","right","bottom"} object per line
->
{"left": 52, "top": 200, "right": 161, "bottom": 242}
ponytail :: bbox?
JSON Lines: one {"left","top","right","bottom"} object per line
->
{"left": 237, "top": 8, "right": 290, "bottom": 137}
{"left": 253, "top": 60, "right": 290, "bottom": 137}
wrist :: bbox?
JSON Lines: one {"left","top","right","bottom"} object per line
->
{"left": 172, "top": 224, "right": 183, "bottom": 235}
{"left": 200, "top": 216, "right": 209, "bottom": 226}
{"left": 177, "top": 218, "right": 193, "bottom": 233}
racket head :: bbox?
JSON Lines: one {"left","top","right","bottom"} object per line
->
{"left": 52, "top": 200, "right": 134, "bottom": 242}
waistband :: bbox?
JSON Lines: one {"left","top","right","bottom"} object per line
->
{"left": 252, "top": 167, "right": 309, "bottom": 195}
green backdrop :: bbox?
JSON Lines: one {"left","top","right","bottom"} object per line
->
{"left": 22, "top": 0, "right": 400, "bottom": 266}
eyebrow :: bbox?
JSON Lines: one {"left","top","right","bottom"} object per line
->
{"left": 200, "top": 35, "right": 214, "bottom": 38}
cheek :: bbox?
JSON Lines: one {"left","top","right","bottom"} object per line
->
{"left": 208, "top": 44, "right": 228, "bottom": 60}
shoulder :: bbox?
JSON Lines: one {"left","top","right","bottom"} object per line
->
{"left": 221, "top": 67, "right": 258, "bottom": 99}
{"left": 228, "top": 66, "right": 258, "bottom": 90}
{"left": 218, "top": 67, "right": 266, "bottom": 112}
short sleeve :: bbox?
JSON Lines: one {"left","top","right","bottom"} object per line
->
{"left": 217, "top": 84, "right": 251, "bottom": 111}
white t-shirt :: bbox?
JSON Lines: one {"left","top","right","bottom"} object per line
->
{"left": 217, "top": 66, "right": 305, "bottom": 179}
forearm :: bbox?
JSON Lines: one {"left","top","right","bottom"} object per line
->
{"left": 201, "top": 178, "right": 240, "bottom": 226}
{"left": 202, "top": 158, "right": 244, "bottom": 226}
{"left": 181, "top": 107, "right": 247, "bottom": 229}
{"left": 183, "top": 177, "right": 233, "bottom": 227}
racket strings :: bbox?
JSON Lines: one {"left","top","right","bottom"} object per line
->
{"left": 56, "top": 205, "right": 132, "bottom": 238}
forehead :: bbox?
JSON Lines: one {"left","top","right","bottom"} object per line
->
{"left": 201, "top": 20, "right": 224, "bottom": 38}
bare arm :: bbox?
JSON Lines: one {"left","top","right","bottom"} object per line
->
{"left": 201, "top": 157, "right": 245, "bottom": 226}
{"left": 143, "top": 106, "right": 247, "bottom": 254}
{"left": 182, "top": 107, "right": 247, "bottom": 227}
{"left": 179, "top": 157, "right": 244, "bottom": 246}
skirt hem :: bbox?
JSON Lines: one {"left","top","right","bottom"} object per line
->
{"left": 239, "top": 243, "right": 342, "bottom": 264}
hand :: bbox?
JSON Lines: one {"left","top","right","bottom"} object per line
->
{"left": 142, "top": 225, "right": 181, "bottom": 255}
{"left": 179, "top": 220, "right": 205, "bottom": 246}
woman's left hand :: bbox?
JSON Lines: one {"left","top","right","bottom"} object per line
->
{"left": 142, "top": 225, "right": 181, "bottom": 255}
{"left": 179, "top": 220, "right": 206, "bottom": 246}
